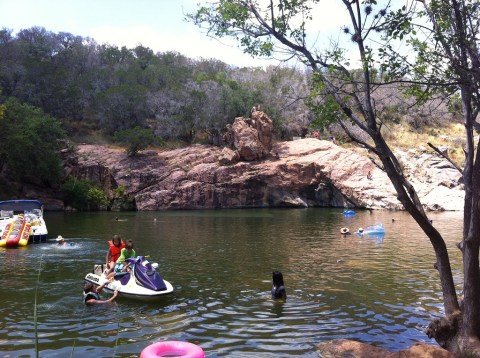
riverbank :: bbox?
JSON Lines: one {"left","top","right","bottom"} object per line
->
{"left": 317, "top": 339, "right": 455, "bottom": 357}
{"left": 58, "top": 138, "right": 463, "bottom": 212}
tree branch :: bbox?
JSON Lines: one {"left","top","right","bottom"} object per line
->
{"left": 427, "top": 142, "right": 464, "bottom": 174}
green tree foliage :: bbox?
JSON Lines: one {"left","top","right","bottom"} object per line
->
{"left": 62, "top": 176, "right": 108, "bottom": 210}
{"left": 114, "top": 126, "right": 156, "bottom": 156}
{"left": 0, "top": 98, "right": 65, "bottom": 186}
{"left": 0, "top": 27, "right": 313, "bottom": 143}
{"left": 111, "top": 184, "right": 136, "bottom": 211}
{"left": 95, "top": 84, "right": 150, "bottom": 135}
{"left": 86, "top": 186, "right": 109, "bottom": 209}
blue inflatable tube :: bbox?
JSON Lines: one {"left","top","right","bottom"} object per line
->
{"left": 355, "top": 224, "right": 385, "bottom": 236}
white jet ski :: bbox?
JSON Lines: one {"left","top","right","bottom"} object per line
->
{"left": 85, "top": 256, "right": 174, "bottom": 301}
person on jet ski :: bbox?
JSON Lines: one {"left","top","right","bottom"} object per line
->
{"left": 83, "top": 282, "right": 118, "bottom": 305}
{"left": 105, "top": 234, "right": 125, "bottom": 276}
{"left": 107, "top": 239, "right": 136, "bottom": 281}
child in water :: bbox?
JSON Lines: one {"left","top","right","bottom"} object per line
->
{"left": 272, "top": 271, "right": 287, "bottom": 301}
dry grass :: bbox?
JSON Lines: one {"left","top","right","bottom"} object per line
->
{"left": 340, "top": 121, "right": 467, "bottom": 168}
{"left": 386, "top": 122, "right": 466, "bottom": 166}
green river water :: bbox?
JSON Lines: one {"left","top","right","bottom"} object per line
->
{"left": 0, "top": 208, "right": 463, "bottom": 357}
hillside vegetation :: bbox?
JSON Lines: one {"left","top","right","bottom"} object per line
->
{"left": 0, "top": 26, "right": 465, "bottom": 200}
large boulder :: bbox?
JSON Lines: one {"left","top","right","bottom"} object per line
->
{"left": 250, "top": 110, "right": 273, "bottom": 152}
{"left": 230, "top": 110, "right": 273, "bottom": 161}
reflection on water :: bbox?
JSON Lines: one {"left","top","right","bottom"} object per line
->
{"left": 0, "top": 209, "right": 463, "bottom": 357}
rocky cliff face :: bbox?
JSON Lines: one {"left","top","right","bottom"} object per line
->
{"left": 66, "top": 138, "right": 464, "bottom": 211}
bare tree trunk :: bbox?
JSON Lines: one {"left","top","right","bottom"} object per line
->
{"left": 426, "top": 89, "right": 480, "bottom": 354}
{"left": 463, "top": 236, "right": 480, "bottom": 336}
{"left": 373, "top": 135, "right": 460, "bottom": 315}
{"left": 461, "top": 152, "right": 480, "bottom": 338}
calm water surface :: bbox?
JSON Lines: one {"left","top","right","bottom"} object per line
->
{"left": 0, "top": 208, "right": 463, "bottom": 357}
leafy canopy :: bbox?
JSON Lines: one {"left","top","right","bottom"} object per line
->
{"left": 62, "top": 176, "right": 109, "bottom": 210}
{"left": 113, "top": 126, "right": 156, "bottom": 156}
{"left": 0, "top": 98, "right": 65, "bottom": 186}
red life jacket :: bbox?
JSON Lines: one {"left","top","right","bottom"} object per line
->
{"left": 108, "top": 240, "right": 125, "bottom": 262}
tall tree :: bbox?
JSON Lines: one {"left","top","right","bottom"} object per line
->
{"left": 189, "top": 0, "right": 480, "bottom": 355}
{"left": 387, "top": 0, "right": 480, "bottom": 352}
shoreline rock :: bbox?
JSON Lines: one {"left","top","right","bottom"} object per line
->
{"left": 317, "top": 339, "right": 456, "bottom": 357}
{"left": 63, "top": 138, "right": 464, "bottom": 211}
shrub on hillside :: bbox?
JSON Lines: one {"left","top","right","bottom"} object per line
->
{"left": 0, "top": 98, "right": 65, "bottom": 186}
{"left": 62, "top": 176, "right": 109, "bottom": 210}
{"left": 114, "top": 126, "right": 156, "bottom": 156}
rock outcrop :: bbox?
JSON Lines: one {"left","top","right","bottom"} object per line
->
{"left": 317, "top": 339, "right": 456, "bottom": 357}
{"left": 66, "top": 138, "right": 464, "bottom": 211}
{"left": 226, "top": 110, "right": 273, "bottom": 161}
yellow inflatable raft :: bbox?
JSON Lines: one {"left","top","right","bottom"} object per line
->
{"left": 0, "top": 215, "right": 32, "bottom": 247}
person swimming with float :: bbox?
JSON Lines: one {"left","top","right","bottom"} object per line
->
{"left": 55, "top": 235, "right": 75, "bottom": 246}
{"left": 56, "top": 235, "right": 66, "bottom": 245}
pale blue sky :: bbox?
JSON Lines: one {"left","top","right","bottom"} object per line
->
{"left": 0, "top": 0, "right": 349, "bottom": 67}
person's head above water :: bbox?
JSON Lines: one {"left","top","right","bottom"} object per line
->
{"left": 272, "top": 271, "right": 287, "bottom": 300}
{"left": 272, "top": 271, "right": 284, "bottom": 287}
{"left": 84, "top": 282, "right": 95, "bottom": 293}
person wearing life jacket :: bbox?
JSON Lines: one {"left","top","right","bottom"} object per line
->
{"left": 106, "top": 239, "right": 136, "bottom": 281}
{"left": 105, "top": 235, "right": 125, "bottom": 275}
{"left": 83, "top": 282, "right": 118, "bottom": 305}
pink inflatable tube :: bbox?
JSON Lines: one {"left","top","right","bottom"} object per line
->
{"left": 140, "top": 341, "right": 205, "bottom": 358}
